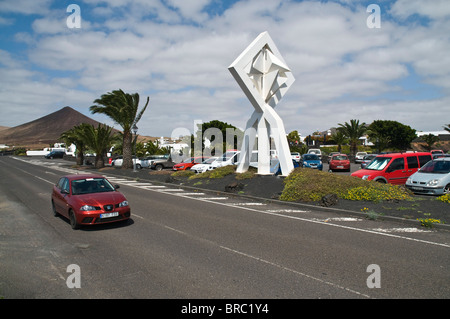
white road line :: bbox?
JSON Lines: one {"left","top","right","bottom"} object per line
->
{"left": 266, "top": 209, "right": 309, "bottom": 213}
{"left": 219, "top": 245, "right": 371, "bottom": 298}
{"left": 371, "top": 227, "right": 432, "bottom": 233}
{"left": 231, "top": 202, "right": 267, "bottom": 206}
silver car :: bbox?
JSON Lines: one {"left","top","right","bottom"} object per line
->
{"left": 405, "top": 157, "right": 450, "bottom": 195}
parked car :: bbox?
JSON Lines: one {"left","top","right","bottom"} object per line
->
{"left": 173, "top": 156, "right": 209, "bottom": 171}
{"left": 45, "top": 150, "right": 65, "bottom": 159}
{"left": 355, "top": 152, "right": 368, "bottom": 163}
{"left": 51, "top": 174, "right": 130, "bottom": 229}
{"left": 210, "top": 151, "right": 240, "bottom": 169}
{"left": 351, "top": 152, "right": 432, "bottom": 184}
{"left": 325, "top": 152, "right": 340, "bottom": 163}
{"left": 360, "top": 154, "right": 378, "bottom": 169}
{"left": 111, "top": 156, "right": 142, "bottom": 169}
{"left": 307, "top": 148, "right": 322, "bottom": 160}
{"left": 291, "top": 152, "right": 301, "bottom": 163}
{"left": 431, "top": 150, "right": 445, "bottom": 159}
{"left": 302, "top": 154, "right": 323, "bottom": 170}
{"left": 405, "top": 157, "right": 450, "bottom": 195}
{"left": 191, "top": 157, "right": 219, "bottom": 173}
{"left": 147, "top": 154, "right": 174, "bottom": 170}
{"left": 328, "top": 154, "right": 350, "bottom": 172}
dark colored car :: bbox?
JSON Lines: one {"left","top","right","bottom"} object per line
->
{"left": 329, "top": 154, "right": 350, "bottom": 172}
{"left": 45, "top": 150, "right": 65, "bottom": 159}
{"left": 360, "top": 154, "right": 378, "bottom": 169}
{"left": 51, "top": 174, "right": 130, "bottom": 229}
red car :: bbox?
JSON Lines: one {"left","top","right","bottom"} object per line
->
{"left": 51, "top": 174, "right": 130, "bottom": 229}
{"left": 172, "top": 156, "right": 210, "bottom": 171}
{"left": 329, "top": 154, "right": 351, "bottom": 172}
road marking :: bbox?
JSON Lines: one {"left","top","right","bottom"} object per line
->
{"left": 371, "top": 227, "right": 432, "bottom": 233}
{"left": 219, "top": 245, "right": 371, "bottom": 298}
{"left": 231, "top": 202, "right": 267, "bottom": 206}
{"left": 266, "top": 209, "right": 309, "bottom": 213}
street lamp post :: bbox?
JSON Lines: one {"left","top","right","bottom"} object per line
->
{"left": 132, "top": 124, "right": 138, "bottom": 172}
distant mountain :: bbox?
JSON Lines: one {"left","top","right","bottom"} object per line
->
{"left": 0, "top": 106, "right": 102, "bottom": 148}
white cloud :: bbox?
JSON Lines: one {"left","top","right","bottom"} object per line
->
{"left": 1, "top": 0, "right": 449, "bottom": 139}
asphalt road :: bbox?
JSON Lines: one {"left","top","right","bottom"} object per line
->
{"left": 0, "top": 156, "right": 449, "bottom": 303}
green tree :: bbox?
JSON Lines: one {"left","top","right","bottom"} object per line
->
{"left": 421, "top": 134, "right": 440, "bottom": 151}
{"left": 368, "top": 120, "right": 416, "bottom": 151}
{"left": 330, "top": 130, "right": 348, "bottom": 153}
{"left": 90, "top": 89, "right": 149, "bottom": 169}
{"left": 338, "top": 119, "right": 367, "bottom": 156}
{"left": 196, "top": 120, "right": 243, "bottom": 155}
{"left": 60, "top": 123, "right": 91, "bottom": 165}
{"left": 82, "top": 124, "right": 116, "bottom": 169}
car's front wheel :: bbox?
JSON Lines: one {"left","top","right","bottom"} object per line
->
{"left": 69, "top": 209, "right": 80, "bottom": 230}
{"left": 52, "top": 200, "right": 59, "bottom": 217}
{"left": 444, "top": 184, "right": 450, "bottom": 194}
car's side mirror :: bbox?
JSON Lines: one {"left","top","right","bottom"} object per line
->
{"left": 114, "top": 185, "right": 120, "bottom": 189}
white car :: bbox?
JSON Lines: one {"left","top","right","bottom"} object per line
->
{"left": 291, "top": 152, "right": 301, "bottom": 163}
{"left": 355, "top": 152, "right": 368, "bottom": 163}
{"left": 111, "top": 156, "right": 142, "bottom": 169}
{"left": 405, "top": 157, "right": 450, "bottom": 195}
{"left": 190, "top": 157, "right": 218, "bottom": 173}
{"left": 307, "top": 148, "right": 322, "bottom": 159}
{"left": 210, "top": 151, "right": 240, "bottom": 169}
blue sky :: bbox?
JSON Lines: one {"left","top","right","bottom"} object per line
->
{"left": 1, "top": 0, "right": 449, "bottom": 139}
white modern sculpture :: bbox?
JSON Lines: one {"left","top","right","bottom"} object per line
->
{"left": 229, "top": 31, "right": 295, "bottom": 176}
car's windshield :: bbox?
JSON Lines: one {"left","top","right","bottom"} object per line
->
{"left": 303, "top": 154, "right": 319, "bottom": 160}
{"left": 203, "top": 157, "right": 217, "bottom": 164}
{"left": 71, "top": 178, "right": 115, "bottom": 195}
{"left": 365, "top": 157, "right": 391, "bottom": 170}
{"left": 332, "top": 155, "right": 348, "bottom": 161}
{"left": 419, "top": 160, "right": 450, "bottom": 174}
{"left": 220, "top": 152, "right": 236, "bottom": 161}
{"left": 182, "top": 157, "right": 194, "bottom": 163}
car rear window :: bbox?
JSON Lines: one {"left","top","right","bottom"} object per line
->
{"left": 406, "top": 156, "right": 418, "bottom": 169}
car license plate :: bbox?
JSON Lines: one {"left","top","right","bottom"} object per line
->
{"left": 100, "top": 212, "right": 119, "bottom": 219}
{"left": 412, "top": 187, "right": 423, "bottom": 191}
{"left": 337, "top": 166, "right": 343, "bottom": 168}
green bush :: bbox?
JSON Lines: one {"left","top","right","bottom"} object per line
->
{"left": 280, "top": 168, "right": 413, "bottom": 202}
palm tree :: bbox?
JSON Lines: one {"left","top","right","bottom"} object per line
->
{"left": 331, "top": 130, "right": 348, "bottom": 153}
{"left": 90, "top": 89, "right": 149, "bottom": 169}
{"left": 82, "top": 124, "right": 116, "bottom": 169}
{"left": 338, "top": 119, "right": 367, "bottom": 157}
{"left": 60, "top": 123, "right": 91, "bottom": 165}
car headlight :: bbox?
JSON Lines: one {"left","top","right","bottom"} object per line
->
{"left": 118, "top": 200, "right": 129, "bottom": 207}
{"left": 362, "top": 175, "right": 370, "bottom": 180}
{"left": 406, "top": 177, "right": 412, "bottom": 184}
{"left": 427, "top": 179, "right": 440, "bottom": 187}
{"left": 80, "top": 205, "right": 98, "bottom": 211}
